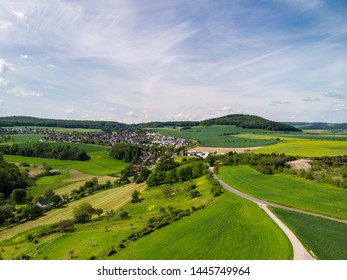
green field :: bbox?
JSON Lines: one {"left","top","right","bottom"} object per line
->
{"left": 4, "top": 150, "right": 126, "bottom": 177}
{"left": 271, "top": 208, "right": 347, "bottom": 259}
{"left": 0, "top": 177, "right": 292, "bottom": 260}
{"left": 4, "top": 149, "right": 127, "bottom": 197}
{"left": 155, "top": 125, "right": 281, "bottom": 147}
{"left": 113, "top": 191, "right": 292, "bottom": 260}
{"left": 218, "top": 166, "right": 347, "bottom": 219}
{"left": 256, "top": 139, "right": 347, "bottom": 156}
{"left": 0, "top": 183, "right": 146, "bottom": 243}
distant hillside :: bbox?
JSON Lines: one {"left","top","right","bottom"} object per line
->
{"left": 0, "top": 116, "right": 130, "bottom": 132}
{"left": 285, "top": 122, "right": 347, "bottom": 130}
{"left": 0, "top": 114, "right": 301, "bottom": 132}
{"left": 200, "top": 114, "right": 301, "bottom": 132}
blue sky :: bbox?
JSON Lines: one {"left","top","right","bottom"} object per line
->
{"left": 0, "top": 0, "right": 346, "bottom": 123}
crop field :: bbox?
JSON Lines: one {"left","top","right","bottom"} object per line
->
{"left": 113, "top": 191, "right": 292, "bottom": 260}
{"left": 0, "top": 177, "right": 292, "bottom": 260}
{"left": 0, "top": 183, "right": 146, "bottom": 243}
{"left": 271, "top": 208, "right": 347, "bottom": 259}
{"left": 155, "top": 125, "right": 347, "bottom": 156}
{"left": 155, "top": 125, "right": 281, "bottom": 147}
{"left": 4, "top": 150, "right": 126, "bottom": 177}
{"left": 256, "top": 139, "right": 347, "bottom": 157}
{"left": 218, "top": 166, "right": 347, "bottom": 219}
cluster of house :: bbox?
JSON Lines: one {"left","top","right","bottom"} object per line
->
{"left": 146, "top": 132, "right": 189, "bottom": 148}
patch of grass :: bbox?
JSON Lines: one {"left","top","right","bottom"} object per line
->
{"left": 271, "top": 207, "right": 347, "bottom": 259}
{"left": 218, "top": 166, "right": 347, "bottom": 219}
{"left": 113, "top": 191, "right": 292, "bottom": 260}
{"left": 9, "top": 134, "right": 46, "bottom": 143}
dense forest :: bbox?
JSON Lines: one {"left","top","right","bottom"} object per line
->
{"left": 0, "top": 114, "right": 301, "bottom": 132}
{"left": 0, "top": 143, "right": 90, "bottom": 161}
{"left": 200, "top": 114, "right": 302, "bottom": 131}
{"left": 0, "top": 155, "right": 28, "bottom": 197}
{"left": 109, "top": 142, "right": 142, "bottom": 163}
{"left": 0, "top": 116, "right": 130, "bottom": 132}
{"left": 285, "top": 122, "right": 347, "bottom": 130}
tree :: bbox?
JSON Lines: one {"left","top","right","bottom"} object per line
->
{"left": 58, "top": 219, "right": 75, "bottom": 233}
{"left": 10, "top": 189, "right": 27, "bottom": 204}
{"left": 118, "top": 209, "right": 129, "bottom": 220}
{"left": 49, "top": 194, "right": 62, "bottom": 207}
{"left": 177, "top": 166, "right": 193, "bottom": 181}
{"left": 21, "top": 205, "right": 43, "bottom": 220}
{"left": 73, "top": 203, "right": 95, "bottom": 223}
{"left": 44, "top": 188, "right": 55, "bottom": 199}
{"left": 94, "top": 208, "right": 103, "bottom": 218}
{"left": 131, "top": 190, "right": 141, "bottom": 203}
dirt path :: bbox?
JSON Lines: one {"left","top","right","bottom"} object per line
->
{"left": 212, "top": 172, "right": 316, "bottom": 260}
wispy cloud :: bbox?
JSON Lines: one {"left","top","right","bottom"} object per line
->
{"left": 331, "top": 103, "right": 347, "bottom": 112}
{"left": 0, "top": 0, "right": 346, "bottom": 123}
{"left": 64, "top": 106, "right": 75, "bottom": 114}
{"left": 302, "top": 97, "right": 320, "bottom": 102}
{"left": 10, "top": 86, "right": 43, "bottom": 97}
{"left": 324, "top": 93, "right": 347, "bottom": 99}
{"left": 0, "top": 20, "right": 12, "bottom": 31}
{"left": 10, "top": 10, "right": 27, "bottom": 22}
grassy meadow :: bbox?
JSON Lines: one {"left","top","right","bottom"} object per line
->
{"left": 0, "top": 177, "right": 292, "bottom": 260}
{"left": 271, "top": 207, "right": 347, "bottom": 259}
{"left": 113, "top": 190, "right": 292, "bottom": 260}
{"left": 218, "top": 166, "right": 347, "bottom": 219}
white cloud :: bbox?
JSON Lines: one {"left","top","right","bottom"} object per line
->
{"left": 20, "top": 54, "right": 31, "bottom": 60}
{"left": 331, "top": 103, "right": 347, "bottom": 112}
{"left": 64, "top": 106, "right": 75, "bottom": 114}
{"left": 11, "top": 10, "right": 27, "bottom": 22}
{"left": 165, "top": 112, "right": 200, "bottom": 121}
{"left": 10, "top": 86, "right": 43, "bottom": 97}
{"left": 126, "top": 111, "right": 137, "bottom": 118}
{"left": 0, "top": 100, "right": 5, "bottom": 107}
{"left": 220, "top": 106, "right": 233, "bottom": 112}
{"left": 0, "top": 20, "right": 12, "bottom": 30}
{"left": 0, "top": 78, "right": 8, "bottom": 86}
{"left": 0, "top": 58, "right": 13, "bottom": 74}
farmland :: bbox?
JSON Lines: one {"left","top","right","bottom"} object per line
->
{"left": 155, "top": 125, "right": 281, "bottom": 147}
{"left": 0, "top": 183, "right": 146, "bottom": 243}
{"left": 0, "top": 114, "right": 346, "bottom": 260}
{"left": 154, "top": 125, "right": 347, "bottom": 156}
{"left": 113, "top": 190, "right": 292, "bottom": 260}
{"left": 218, "top": 166, "right": 347, "bottom": 220}
{"left": 0, "top": 177, "right": 292, "bottom": 260}
{"left": 271, "top": 208, "right": 347, "bottom": 259}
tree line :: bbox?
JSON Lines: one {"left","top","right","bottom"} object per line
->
{"left": 0, "top": 143, "right": 90, "bottom": 161}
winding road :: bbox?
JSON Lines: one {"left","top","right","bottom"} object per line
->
{"left": 212, "top": 173, "right": 315, "bottom": 260}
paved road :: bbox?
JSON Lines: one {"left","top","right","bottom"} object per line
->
{"left": 213, "top": 174, "right": 314, "bottom": 260}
